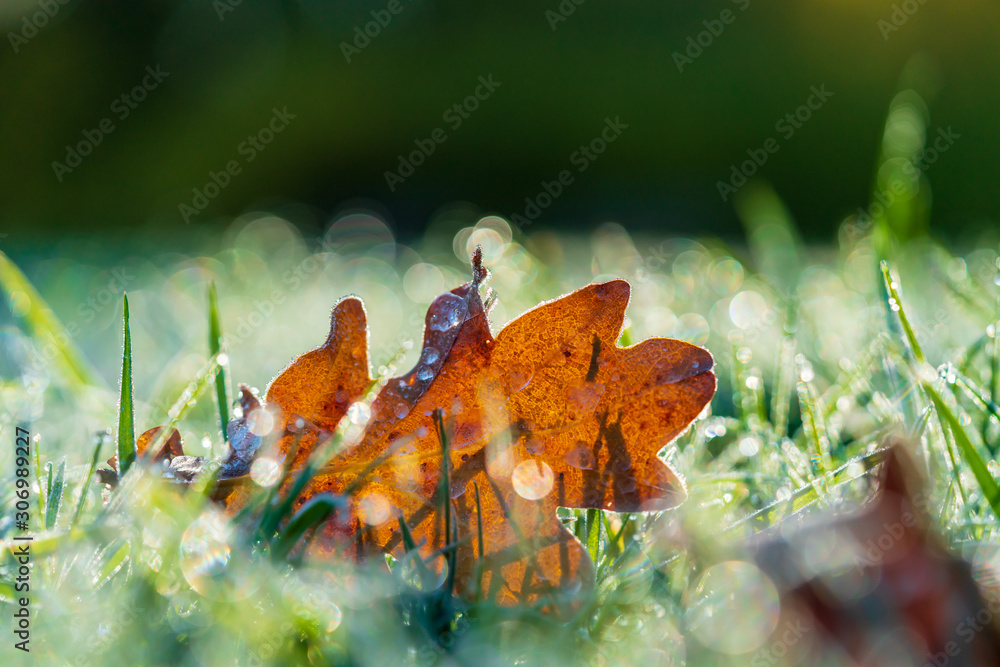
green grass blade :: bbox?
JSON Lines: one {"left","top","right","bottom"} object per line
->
{"left": 33, "top": 435, "right": 44, "bottom": 523}
{"left": 881, "top": 262, "right": 1000, "bottom": 517}
{"left": 586, "top": 508, "right": 601, "bottom": 565}
{"left": 397, "top": 513, "right": 418, "bottom": 552}
{"left": 880, "top": 262, "right": 926, "bottom": 364}
{"left": 100, "top": 354, "right": 222, "bottom": 518}
{"left": 271, "top": 496, "right": 343, "bottom": 561}
{"left": 45, "top": 459, "right": 66, "bottom": 530}
{"left": 71, "top": 433, "right": 106, "bottom": 529}
{"left": 43, "top": 460, "right": 53, "bottom": 526}
{"left": 729, "top": 448, "right": 889, "bottom": 533}
{"left": 927, "top": 388, "right": 1000, "bottom": 518}
{"left": 93, "top": 539, "right": 131, "bottom": 590}
{"left": 0, "top": 251, "right": 101, "bottom": 388}
{"left": 474, "top": 481, "right": 485, "bottom": 599}
{"left": 208, "top": 282, "right": 230, "bottom": 446}
{"left": 797, "top": 379, "right": 833, "bottom": 475}
{"left": 117, "top": 295, "right": 136, "bottom": 475}
{"left": 434, "top": 409, "right": 451, "bottom": 548}
{"left": 0, "top": 581, "right": 16, "bottom": 603}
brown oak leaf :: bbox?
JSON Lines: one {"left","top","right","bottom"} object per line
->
{"left": 98, "top": 426, "right": 187, "bottom": 486}
{"left": 227, "top": 252, "right": 716, "bottom": 605}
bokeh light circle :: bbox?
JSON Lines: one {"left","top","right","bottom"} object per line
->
{"left": 684, "top": 560, "right": 780, "bottom": 655}
{"left": 511, "top": 460, "right": 555, "bottom": 500}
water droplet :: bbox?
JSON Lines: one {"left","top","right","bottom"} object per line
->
{"left": 398, "top": 551, "right": 449, "bottom": 592}
{"left": 416, "top": 366, "right": 434, "bottom": 382}
{"left": 326, "top": 603, "right": 343, "bottom": 633}
{"left": 394, "top": 403, "right": 408, "bottom": 419}
{"left": 449, "top": 478, "right": 466, "bottom": 499}
{"left": 427, "top": 294, "right": 466, "bottom": 332}
{"left": 938, "top": 363, "right": 958, "bottom": 384}
{"left": 179, "top": 512, "right": 232, "bottom": 596}
{"left": 524, "top": 436, "right": 545, "bottom": 454}
{"left": 566, "top": 443, "right": 597, "bottom": 470}
{"left": 511, "top": 460, "right": 554, "bottom": 500}
{"left": 567, "top": 383, "right": 605, "bottom": 413}
{"left": 423, "top": 347, "right": 440, "bottom": 364}
{"left": 612, "top": 456, "right": 633, "bottom": 473}
{"left": 502, "top": 365, "right": 534, "bottom": 394}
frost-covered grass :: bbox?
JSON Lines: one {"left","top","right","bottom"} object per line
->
{"left": 2, "top": 202, "right": 1000, "bottom": 665}
{"left": 2, "top": 90, "right": 1000, "bottom": 667}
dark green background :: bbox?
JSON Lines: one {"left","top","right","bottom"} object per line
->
{"left": 1, "top": 0, "right": 997, "bottom": 244}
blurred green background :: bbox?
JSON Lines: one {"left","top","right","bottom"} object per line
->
{"left": 1, "top": 0, "right": 998, "bottom": 248}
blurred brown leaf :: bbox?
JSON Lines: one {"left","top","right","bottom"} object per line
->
{"left": 754, "top": 445, "right": 1000, "bottom": 665}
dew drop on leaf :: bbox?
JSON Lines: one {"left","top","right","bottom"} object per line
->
{"left": 566, "top": 442, "right": 597, "bottom": 470}
{"left": 502, "top": 364, "right": 534, "bottom": 394}
{"left": 567, "top": 383, "right": 605, "bottom": 413}
{"left": 427, "top": 294, "right": 466, "bottom": 332}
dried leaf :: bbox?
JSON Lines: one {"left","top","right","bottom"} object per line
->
{"left": 754, "top": 445, "right": 1000, "bottom": 664}
{"left": 106, "top": 426, "right": 184, "bottom": 472}
{"left": 227, "top": 252, "right": 716, "bottom": 605}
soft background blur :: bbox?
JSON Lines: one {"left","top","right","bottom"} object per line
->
{"left": 6, "top": 4, "right": 1000, "bottom": 665}
{"left": 1, "top": 0, "right": 999, "bottom": 249}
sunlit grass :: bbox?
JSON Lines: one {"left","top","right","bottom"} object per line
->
{"left": 2, "top": 94, "right": 1000, "bottom": 664}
